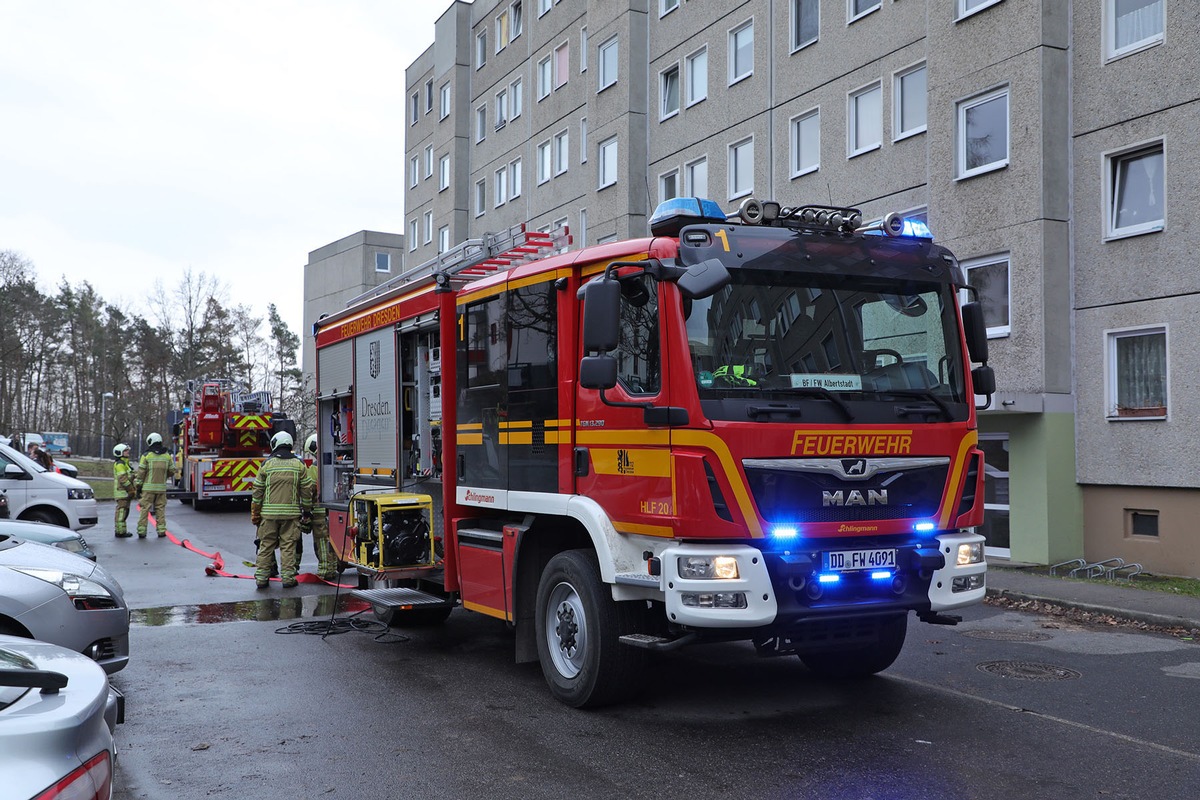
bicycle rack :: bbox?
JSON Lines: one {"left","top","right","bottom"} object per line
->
{"left": 1109, "top": 562, "right": 1144, "bottom": 580}
{"left": 1050, "top": 558, "right": 1085, "bottom": 577}
{"left": 1085, "top": 557, "right": 1126, "bottom": 578}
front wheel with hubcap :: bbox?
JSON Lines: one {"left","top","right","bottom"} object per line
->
{"left": 535, "top": 549, "right": 644, "bottom": 708}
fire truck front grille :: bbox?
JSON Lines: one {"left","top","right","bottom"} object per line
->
{"left": 743, "top": 460, "right": 947, "bottom": 524}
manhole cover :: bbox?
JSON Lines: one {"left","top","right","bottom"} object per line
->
{"left": 976, "top": 661, "right": 1081, "bottom": 681}
{"left": 961, "top": 630, "right": 1053, "bottom": 642}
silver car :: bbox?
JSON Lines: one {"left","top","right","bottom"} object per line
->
{"left": 0, "top": 537, "right": 129, "bottom": 674}
{"left": 0, "top": 633, "right": 123, "bottom": 800}
{"left": 0, "top": 518, "right": 96, "bottom": 561}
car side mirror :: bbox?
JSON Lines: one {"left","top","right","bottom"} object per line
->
{"left": 579, "top": 355, "right": 617, "bottom": 390}
{"left": 677, "top": 258, "right": 730, "bottom": 300}
{"left": 581, "top": 280, "right": 620, "bottom": 353}
{"left": 961, "top": 302, "right": 989, "bottom": 363}
{"left": 3, "top": 464, "right": 28, "bottom": 480}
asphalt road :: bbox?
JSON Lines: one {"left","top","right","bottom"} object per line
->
{"left": 99, "top": 501, "right": 1200, "bottom": 800}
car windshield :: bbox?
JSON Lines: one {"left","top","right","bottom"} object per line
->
{"left": 684, "top": 268, "right": 969, "bottom": 422}
{"left": 0, "top": 444, "right": 48, "bottom": 474}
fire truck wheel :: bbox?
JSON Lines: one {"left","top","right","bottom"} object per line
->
{"left": 535, "top": 549, "right": 645, "bottom": 708}
{"left": 798, "top": 613, "right": 908, "bottom": 678}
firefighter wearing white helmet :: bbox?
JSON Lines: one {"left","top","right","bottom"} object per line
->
{"left": 112, "top": 443, "right": 136, "bottom": 538}
{"left": 136, "top": 432, "right": 177, "bottom": 538}
{"left": 250, "top": 428, "right": 314, "bottom": 588}
{"left": 301, "top": 433, "right": 337, "bottom": 580}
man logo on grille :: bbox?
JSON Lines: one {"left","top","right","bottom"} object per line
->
{"left": 369, "top": 340, "right": 381, "bottom": 379}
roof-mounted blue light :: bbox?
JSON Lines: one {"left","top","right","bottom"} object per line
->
{"left": 649, "top": 197, "right": 727, "bottom": 237}
{"left": 862, "top": 212, "right": 934, "bottom": 240}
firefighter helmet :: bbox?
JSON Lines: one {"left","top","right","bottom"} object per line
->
{"left": 712, "top": 364, "right": 758, "bottom": 387}
{"left": 146, "top": 432, "right": 163, "bottom": 446}
{"left": 113, "top": 443, "right": 130, "bottom": 458}
{"left": 305, "top": 433, "right": 318, "bottom": 454}
{"left": 270, "top": 431, "right": 294, "bottom": 451}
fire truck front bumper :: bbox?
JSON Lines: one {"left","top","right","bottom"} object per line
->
{"left": 660, "top": 544, "right": 778, "bottom": 628}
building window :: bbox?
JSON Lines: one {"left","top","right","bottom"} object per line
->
{"left": 579, "top": 208, "right": 587, "bottom": 247}
{"left": 552, "top": 217, "right": 569, "bottom": 253}
{"left": 438, "top": 154, "right": 450, "bottom": 191}
{"left": 849, "top": 0, "right": 881, "bottom": 21}
{"left": 659, "top": 169, "right": 679, "bottom": 203}
{"left": 476, "top": 31, "right": 487, "bottom": 68}
{"left": 686, "top": 47, "right": 707, "bottom": 106}
{"left": 964, "top": 254, "right": 1011, "bottom": 337}
{"left": 728, "top": 21, "right": 753, "bottom": 84}
{"left": 410, "top": 91, "right": 419, "bottom": 125}
{"left": 554, "top": 42, "right": 569, "bottom": 89}
{"left": 495, "top": 165, "right": 509, "bottom": 207}
{"left": 958, "top": 86, "right": 1009, "bottom": 178}
{"left": 538, "top": 0, "right": 551, "bottom": 16}
{"left": 537, "top": 140, "right": 551, "bottom": 184}
{"left": 408, "top": 219, "right": 418, "bottom": 251}
{"left": 1107, "top": 326, "right": 1168, "bottom": 419}
{"left": 554, "top": 130, "right": 569, "bottom": 175}
{"left": 511, "top": 78, "right": 523, "bottom": 118}
{"left": 409, "top": 155, "right": 419, "bottom": 188}
{"left": 496, "top": 10, "right": 509, "bottom": 52}
{"left": 848, "top": 82, "right": 882, "bottom": 157}
{"left": 1106, "top": 0, "right": 1163, "bottom": 59}
{"left": 475, "top": 179, "right": 487, "bottom": 217}
{"left": 1127, "top": 509, "right": 1160, "bottom": 538}
{"left": 894, "top": 62, "right": 927, "bottom": 140}
{"left": 511, "top": 1, "right": 523, "bottom": 38}
{"left": 375, "top": 252, "right": 391, "bottom": 273}
{"left": 423, "top": 211, "right": 433, "bottom": 244}
{"left": 790, "top": 108, "right": 820, "bottom": 177}
{"left": 791, "top": 0, "right": 819, "bottom": 51}
{"left": 424, "top": 145, "right": 433, "bottom": 177}
{"left": 538, "top": 55, "right": 552, "bottom": 100}
{"left": 598, "top": 137, "right": 618, "bottom": 188}
{"left": 1105, "top": 141, "right": 1165, "bottom": 239}
{"left": 439, "top": 84, "right": 451, "bottom": 119}
{"left": 438, "top": 225, "right": 450, "bottom": 253}
{"left": 958, "top": 0, "right": 1002, "bottom": 18}
{"left": 580, "top": 27, "right": 588, "bottom": 71}
{"left": 661, "top": 0, "right": 679, "bottom": 16}
{"left": 580, "top": 117, "right": 587, "bottom": 162}
{"left": 686, "top": 156, "right": 708, "bottom": 196}
{"left": 510, "top": 159, "right": 523, "bottom": 198}
{"left": 598, "top": 36, "right": 618, "bottom": 91}
{"left": 978, "top": 435, "right": 1010, "bottom": 555}
{"left": 496, "top": 89, "right": 508, "bottom": 128}
{"left": 659, "top": 64, "right": 680, "bottom": 120}
{"left": 728, "top": 137, "right": 754, "bottom": 199}
{"left": 476, "top": 105, "right": 487, "bottom": 143}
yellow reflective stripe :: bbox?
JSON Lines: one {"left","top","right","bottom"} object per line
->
{"left": 938, "top": 431, "right": 979, "bottom": 528}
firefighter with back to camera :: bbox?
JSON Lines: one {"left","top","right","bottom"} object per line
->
{"left": 251, "top": 431, "right": 315, "bottom": 588}
{"left": 112, "top": 443, "right": 136, "bottom": 538}
{"left": 136, "top": 432, "right": 177, "bottom": 538}
{"left": 302, "top": 433, "right": 338, "bottom": 581}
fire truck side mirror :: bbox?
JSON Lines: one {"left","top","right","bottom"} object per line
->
{"left": 676, "top": 257, "right": 730, "bottom": 300}
{"left": 581, "top": 279, "right": 621, "bottom": 353}
{"left": 579, "top": 355, "right": 617, "bottom": 390}
{"left": 960, "top": 302, "right": 989, "bottom": 363}
{"left": 971, "top": 365, "right": 996, "bottom": 396}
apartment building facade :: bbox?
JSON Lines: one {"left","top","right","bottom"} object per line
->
{"left": 400, "top": 0, "right": 1193, "bottom": 576}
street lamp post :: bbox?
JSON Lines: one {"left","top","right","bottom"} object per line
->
{"left": 99, "top": 392, "right": 114, "bottom": 458}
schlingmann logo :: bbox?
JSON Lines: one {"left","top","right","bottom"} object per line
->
{"left": 465, "top": 490, "right": 496, "bottom": 503}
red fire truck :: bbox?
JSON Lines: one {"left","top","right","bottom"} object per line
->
{"left": 171, "top": 379, "right": 292, "bottom": 510}
{"left": 311, "top": 198, "right": 995, "bottom": 707}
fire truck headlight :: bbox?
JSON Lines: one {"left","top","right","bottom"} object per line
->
{"left": 956, "top": 542, "right": 984, "bottom": 566}
{"left": 681, "top": 591, "right": 748, "bottom": 609}
{"left": 678, "top": 555, "right": 740, "bottom": 580}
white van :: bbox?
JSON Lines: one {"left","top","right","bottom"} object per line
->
{"left": 0, "top": 443, "right": 98, "bottom": 530}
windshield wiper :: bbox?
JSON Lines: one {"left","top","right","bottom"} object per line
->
{"left": 878, "top": 389, "right": 953, "bottom": 421}
{"left": 749, "top": 388, "right": 854, "bottom": 421}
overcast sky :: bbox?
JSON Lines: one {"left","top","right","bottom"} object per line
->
{"left": 0, "top": 0, "right": 445, "bottom": 336}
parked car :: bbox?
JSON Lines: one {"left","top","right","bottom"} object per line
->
{"left": 53, "top": 460, "right": 80, "bottom": 479}
{"left": 0, "top": 633, "right": 122, "bottom": 800}
{"left": 0, "top": 536, "right": 129, "bottom": 674}
{"left": 0, "top": 443, "right": 97, "bottom": 530}
{"left": 0, "top": 518, "right": 96, "bottom": 561}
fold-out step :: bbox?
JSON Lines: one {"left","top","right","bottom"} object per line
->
{"left": 351, "top": 587, "right": 450, "bottom": 609}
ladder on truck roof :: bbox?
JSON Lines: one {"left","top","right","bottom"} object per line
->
{"left": 347, "top": 222, "right": 571, "bottom": 308}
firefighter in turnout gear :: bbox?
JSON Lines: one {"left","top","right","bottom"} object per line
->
{"left": 136, "top": 432, "right": 177, "bottom": 538}
{"left": 112, "top": 444, "right": 136, "bottom": 538}
{"left": 251, "top": 431, "right": 314, "bottom": 588}
{"left": 303, "top": 433, "right": 338, "bottom": 580}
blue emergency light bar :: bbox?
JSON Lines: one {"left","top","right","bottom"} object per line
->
{"left": 649, "top": 197, "right": 728, "bottom": 236}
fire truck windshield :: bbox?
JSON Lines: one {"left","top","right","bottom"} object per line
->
{"left": 684, "top": 269, "right": 971, "bottom": 424}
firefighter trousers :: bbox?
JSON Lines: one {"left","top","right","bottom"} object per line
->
{"left": 311, "top": 512, "right": 337, "bottom": 580}
{"left": 137, "top": 491, "right": 168, "bottom": 536}
{"left": 114, "top": 496, "right": 133, "bottom": 534}
{"left": 255, "top": 517, "right": 301, "bottom": 584}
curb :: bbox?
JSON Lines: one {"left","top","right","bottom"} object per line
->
{"left": 987, "top": 587, "right": 1200, "bottom": 632}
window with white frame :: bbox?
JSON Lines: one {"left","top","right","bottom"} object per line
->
{"left": 496, "top": 89, "right": 508, "bottom": 127}
{"left": 729, "top": 21, "right": 753, "bottom": 84}
{"left": 728, "top": 138, "right": 754, "bottom": 199}
{"left": 510, "top": 158, "right": 522, "bottom": 197}
{"left": 476, "top": 106, "right": 487, "bottom": 143}
{"left": 659, "top": 169, "right": 679, "bottom": 203}
{"left": 554, "top": 130, "right": 569, "bottom": 175}
{"left": 660, "top": 64, "right": 680, "bottom": 119}
{"left": 580, "top": 117, "right": 587, "bottom": 162}
{"left": 538, "top": 0, "right": 551, "bottom": 16}
{"left": 1106, "top": 141, "right": 1164, "bottom": 239}
{"left": 439, "top": 84, "right": 451, "bottom": 119}
{"left": 958, "top": 0, "right": 1002, "bottom": 18}
{"left": 598, "top": 36, "right": 618, "bottom": 91}
{"left": 476, "top": 31, "right": 487, "bottom": 68}
{"left": 977, "top": 434, "right": 1011, "bottom": 555}
{"left": 475, "top": 179, "right": 487, "bottom": 217}
{"left": 894, "top": 62, "right": 927, "bottom": 140}
{"left": 1106, "top": 0, "right": 1163, "bottom": 58}
{"left": 423, "top": 211, "right": 433, "bottom": 244}
{"left": 686, "top": 156, "right": 708, "bottom": 196}
{"left": 410, "top": 155, "right": 420, "bottom": 188}
{"left": 554, "top": 42, "right": 569, "bottom": 89}
{"left": 790, "top": 108, "right": 820, "bottom": 177}
{"left": 849, "top": 0, "right": 881, "bottom": 21}
{"left": 510, "top": 78, "right": 523, "bottom": 118}
{"left": 408, "top": 219, "right": 418, "bottom": 251}
{"left": 438, "top": 225, "right": 450, "bottom": 253}
{"left": 958, "top": 86, "right": 1009, "bottom": 178}
{"left": 495, "top": 165, "right": 508, "bottom": 206}
{"left": 552, "top": 217, "right": 569, "bottom": 253}
{"left": 424, "top": 145, "right": 433, "bottom": 177}
{"left": 538, "top": 56, "right": 552, "bottom": 100}
{"left": 410, "top": 91, "right": 419, "bottom": 125}
{"left": 661, "top": 0, "right": 679, "bottom": 16}
{"left": 686, "top": 47, "right": 707, "bottom": 106}
{"left": 964, "top": 254, "right": 1011, "bottom": 337}
{"left": 438, "top": 154, "right": 450, "bottom": 191}
{"left": 376, "top": 252, "right": 391, "bottom": 273}
{"left": 537, "top": 140, "right": 551, "bottom": 184}
{"left": 424, "top": 81, "right": 433, "bottom": 113}
{"left": 579, "top": 208, "right": 587, "bottom": 247}
{"left": 791, "top": 0, "right": 819, "bottom": 51}
{"left": 1107, "top": 326, "right": 1168, "bottom": 418}
{"left": 848, "top": 82, "right": 882, "bottom": 156}
{"left": 598, "top": 137, "right": 618, "bottom": 188}
{"left": 580, "top": 27, "right": 588, "bottom": 71}
{"left": 511, "top": 1, "right": 523, "bottom": 38}
{"left": 496, "top": 10, "right": 509, "bottom": 52}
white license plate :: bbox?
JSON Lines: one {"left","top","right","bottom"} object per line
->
{"left": 825, "top": 548, "right": 897, "bottom": 572}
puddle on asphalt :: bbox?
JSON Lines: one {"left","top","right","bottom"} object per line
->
{"left": 132, "top": 594, "right": 373, "bottom": 626}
